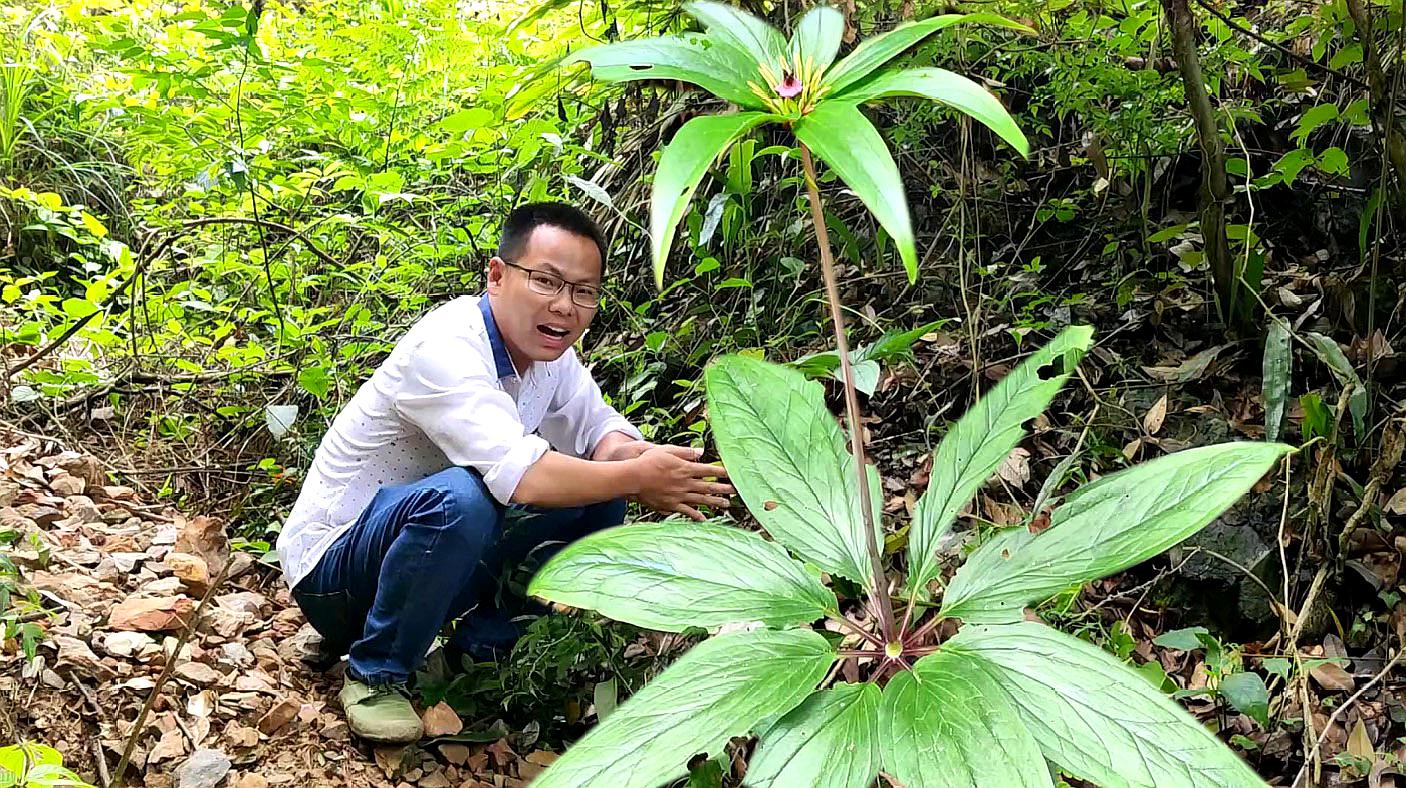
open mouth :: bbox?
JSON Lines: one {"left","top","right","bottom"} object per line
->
{"left": 537, "top": 324, "right": 570, "bottom": 342}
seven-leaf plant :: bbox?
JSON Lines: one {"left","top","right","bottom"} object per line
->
{"left": 565, "top": 0, "right": 1033, "bottom": 651}
{"left": 528, "top": 324, "right": 1289, "bottom": 788}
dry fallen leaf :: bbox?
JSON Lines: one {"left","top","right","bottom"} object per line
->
{"left": 1386, "top": 487, "right": 1406, "bottom": 516}
{"left": 1348, "top": 717, "right": 1375, "bottom": 761}
{"left": 1310, "top": 662, "right": 1356, "bottom": 692}
{"left": 997, "top": 447, "right": 1031, "bottom": 488}
{"left": 1144, "top": 393, "right": 1168, "bottom": 436}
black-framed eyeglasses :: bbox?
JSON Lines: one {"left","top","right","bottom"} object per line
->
{"left": 503, "top": 261, "right": 602, "bottom": 309}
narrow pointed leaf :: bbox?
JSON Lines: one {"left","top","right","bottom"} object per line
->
{"left": 952, "top": 622, "right": 1267, "bottom": 787}
{"left": 566, "top": 35, "right": 764, "bottom": 109}
{"left": 881, "top": 647, "right": 1053, "bottom": 788}
{"left": 749, "top": 683, "right": 881, "bottom": 788}
{"left": 941, "top": 442, "right": 1292, "bottom": 623}
{"left": 794, "top": 103, "right": 916, "bottom": 281}
{"left": 706, "top": 354, "right": 874, "bottom": 585}
{"left": 531, "top": 629, "right": 834, "bottom": 788}
{"left": 790, "top": 5, "right": 845, "bottom": 76}
{"left": 684, "top": 0, "right": 786, "bottom": 71}
{"left": 527, "top": 521, "right": 836, "bottom": 633}
{"left": 652, "top": 109, "right": 776, "bottom": 284}
{"left": 907, "top": 326, "right": 1092, "bottom": 597}
{"left": 834, "top": 67, "right": 1029, "bottom": 156}
{"left": 651, "top": 112, "right": 774, "bottom": 287}
{"left": 822, "top": 13, "right": 1034, "bottom": 96}
{"left": 1262, "top": 320, "right": 1291, "bottom": 442}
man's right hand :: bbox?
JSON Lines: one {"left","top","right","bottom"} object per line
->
{"left": 632, "top": 446, "right": 734, "bottom": 521}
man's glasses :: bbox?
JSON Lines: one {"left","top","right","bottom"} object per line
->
{"left": 503, "top": 261, "right": 602, "bottom": 309}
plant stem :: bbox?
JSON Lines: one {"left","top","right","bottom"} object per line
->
{"left": 903, "top": 611, "right": 946, "bottom": 647}
{"left": 799, "top": 143, "right": 896, "bottom": 644}
{"left": 828, "top": 613, "right": 887, "bottom": 649}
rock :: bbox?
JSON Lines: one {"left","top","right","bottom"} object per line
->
{"left": 233, "top": 672, "right": 275, "bottom": 693}
{"left": 257, "top": 698, "right": 300, "bottom": 735}
{"left": 41, "top": 669, "right": 65, "bottom": 689}
{"left": 56, "top": 454, "right": 106, "bottom": 489}
{"left": 0, "top": 482, "right": 19, "bottom": 507}
{"left": 204, "top": 607, "right": 255, "bottom": 639}
{"left": 51, "top": 635, "right": 111, "bottom": 679}
{"left": 141, "top": 576, "right": 185, "bottom": 596}
{"left": 421, "top": 702, "right": 463, "bottom": 737}
{"left": 276, "top": 623, "right": 322, "bottom": 664}
{"left": 0, "top": 508, "right": 35, "bottom": 530}
{"left": 438, "top": 744, "right": 471, "bottom": 766}
{"left": 233, "top": 775, "right": 268, "bottom": 788}
{"left": 101, "top": 631, "right": 155, "bottom": 659}
{"left": 64, "top": 495, "right": 103, "bottom": 524}
{"left": 215, "top": 592, "right": 268, "bottom": 617}
{"left": 419, "top": 771, "right": 452, "bottom": 788}
{"left": 174, "top": 515, "right": 229, "bottom": 575}
{"left": 224, "top": 723, "right": 260, "bottom": 749}
{"left": 320, "top": 719, "right": 349, "bottom": 741}
{"left": 174, "top": 662, "right": 223, "bottom": 687}
{"left": 225, "top": 552, "right": 256, "bottom": 580}
{"left": 30, "top": 570, "right": 111, "bottom": 603}
{"left": 218, "top": 642, "right": 254, "bottom": 669}
{"left": 49, "top": 474, "right": 85, "bottom": 496}
{"left": 109, "top": 596, "right": 194, "bottom": 632}
{"left": 109, "top": 552, "right": 147, "bottom": 573}
{"left": 165, "top": 552, "right": 210, "bottom": 594}
{"left": 98, "top": 485, "right": 139, "bottom": 501}
{"left": 173, "top": 748, "right": 231, "bottom": 788}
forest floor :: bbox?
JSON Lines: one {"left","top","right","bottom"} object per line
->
{"left": 3, "top": 303, "right": 1405, "bottom": 788}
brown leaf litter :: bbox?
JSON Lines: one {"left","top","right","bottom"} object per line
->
{"left": 0, "top": 435, "right": 558, "bottom": 787}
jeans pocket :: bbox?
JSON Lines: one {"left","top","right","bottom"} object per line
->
{"left": 291, "top": 587, "right": 356, "bottom": 651}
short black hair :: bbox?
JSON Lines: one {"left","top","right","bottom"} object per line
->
{"left": 496, "top": 202, "right": 608, "bottom": 273}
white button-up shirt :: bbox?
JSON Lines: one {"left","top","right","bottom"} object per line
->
{"left": 276, "top": 294, "right": 641, "bottom": 588}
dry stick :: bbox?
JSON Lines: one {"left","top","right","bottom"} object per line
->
{"left": 799, "top": 143, "right": 895, "bottom": 645}
{"left": 110, "top": 558, "right": 232, "bottom": 788}
{"left": 1293, "top": 646, "right": 1406, "bottom": 788}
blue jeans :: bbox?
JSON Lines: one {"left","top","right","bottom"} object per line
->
{"left": 290, "top": 466, "right": 626, "bottom": 685}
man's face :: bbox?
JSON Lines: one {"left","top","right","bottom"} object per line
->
{"left": 486, "top": 224, "right": 603, "bottom": 365}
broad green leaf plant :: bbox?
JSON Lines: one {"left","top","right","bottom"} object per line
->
{"left": 568, "top": 0, "right": 1031, "bottom": 652}
{"left": 528, "top": 3, "right": 1290, "bottom": 786}
{"left": 529, "top": 330, "right": 1290, "bottom": 787}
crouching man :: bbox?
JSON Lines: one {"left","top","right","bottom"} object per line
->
{"left": 276, "top": 202, "right": 732, "bottom": 743}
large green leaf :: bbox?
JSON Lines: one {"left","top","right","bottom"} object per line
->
{"left": 906, "top": 325, "right": 1092, "bottom": 598}
{"left": 651, "top": 112, "right": 774, "bottom": 287}
{"left": 881, "top": 647, "right": 1053, "bottom": 788}
{"left": 705, "top": 354, "right": 874, "bottom": 585}
{"left": 833, "top": 67, "right": 1029, "bottom": 156}
{"left": 822, "top": 13, "right": 1034, "bottom": 96}
{"left": 684, "top": 0, "right": 786, "bottom": 72}
{"left": 565, "top": 35, "right": 763, "bottom": 109}
{"left": 748, "top": 683, "right": 881, "bottom": 788}
{"left": 941, "top": 442, "right": 1292, "bottom": 623}
{"left": 952, "top": 622, "right": 1267, "bottom": 787}
{"left": 527, "top": 521, "right": 836, "bottom": 633}
{"left": 793, "top": 102, "right": 916, "bottom": 281}
{"left": 790, "top": 5, "right": 845, "bottom": 76}
{"left": 532, "top": 629, "right": 834, "bottom": 788}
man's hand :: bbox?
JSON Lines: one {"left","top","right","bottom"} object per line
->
{"left": 631, "top": 446, "right": 733, "bottom": 521}
{"left": 593, "top": 438, "right": 657, "bottom": 462}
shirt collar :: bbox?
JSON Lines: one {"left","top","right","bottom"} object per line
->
{"left": 478, "top": 294, "right": 517, "bottom": 380}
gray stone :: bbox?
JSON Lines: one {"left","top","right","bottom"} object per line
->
{"left": 173, "top": 748, "right": 231, "bottom": 788}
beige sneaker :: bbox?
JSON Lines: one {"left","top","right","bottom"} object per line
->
{"left": 338, "top": 678, "right": 424, "bottom": 744}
